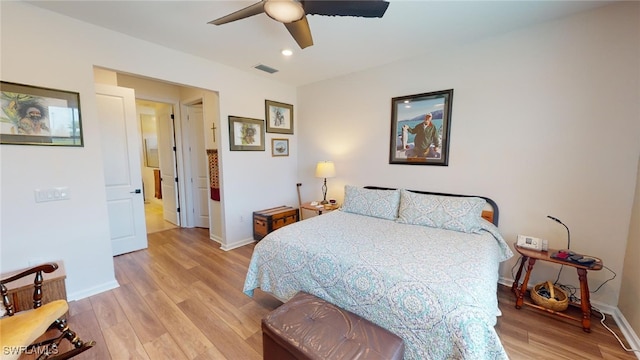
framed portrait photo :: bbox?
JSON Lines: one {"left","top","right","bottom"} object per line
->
{"left": 0, "top": 81, "right": 83, "bottom": 146}
{"left": 271, "top": 138, "right": 289, "bottom": 157}
{"left": 389, "top": 89, "right": 453, "bottom": 166}
{"left": 229, "top": 116, "right": 265, "bottom": 151}
{"left": 265, "top": 100, "right": 293, "bottom": 134}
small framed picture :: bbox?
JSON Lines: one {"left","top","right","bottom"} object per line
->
{"left": 271, "top": 138, "right": 289, "bottom": 157}
{"left": 265, "top": 100, "right": 293, "bottom": 134}
{"left": 389, "top": 89, "right": 453, "bottom": 166}
{"left": 228, "top": 116, "right": 265, "bottom": 151}
{"left": 0, "top": 81, "right": 83, "bottom": 146}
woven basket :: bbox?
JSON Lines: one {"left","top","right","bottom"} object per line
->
{"left": 531, "top": 281, "right": 569, "bottom": 312}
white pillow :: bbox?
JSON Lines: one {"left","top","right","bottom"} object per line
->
{"left": 396, "top": 189, "right": 486, "bottom": 233}
{"left": 341, "top": 185, "right": 400, "bottom": 220}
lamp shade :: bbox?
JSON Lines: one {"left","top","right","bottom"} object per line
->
{"left": 315, "top": 161, "right": 336, "bottom": 178}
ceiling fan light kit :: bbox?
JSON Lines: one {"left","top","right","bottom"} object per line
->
{"left": 264, "top": 0, "right": 305, "bottom": 23}
{"left": 209, "top": 0, "right": 390, "bottom": 49}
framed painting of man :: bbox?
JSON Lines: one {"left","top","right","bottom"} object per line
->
{"left": 0, "top": 81, "right": 83, "bottom": 146}
{"left": 389, "top": 89, "right": 453, "bottom": 166}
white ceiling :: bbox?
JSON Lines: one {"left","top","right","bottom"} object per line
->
{"left": 27, "top": 0, "right": 614, "bottom": 87}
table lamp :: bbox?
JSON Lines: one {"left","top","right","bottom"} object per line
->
{"left": 315, "top": 161, "right": 336, "bottom": 204}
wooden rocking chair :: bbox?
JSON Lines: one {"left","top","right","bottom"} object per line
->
{"left": 0, "top": 263, "right": 95, "bottom": 360}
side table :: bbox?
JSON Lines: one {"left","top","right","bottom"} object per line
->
{"left": 300, "top": 202, "right": 339, "bottom": 216}
{"left": 511, "top": 243, "right": 602, "bottom": 332}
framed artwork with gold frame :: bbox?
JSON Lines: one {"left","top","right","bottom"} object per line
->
{"left": 265, "top": 100, "right": 293, "bottom": 134}
{"left": 228, "top": 116, "right": 264, "bottom": 151}
{"left": 271, "top": 138, "right": 289, "bottom": 157}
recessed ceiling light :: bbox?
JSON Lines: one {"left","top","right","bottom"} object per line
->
{"left": 281, "top": 49, "right": 293, "bottom": 56}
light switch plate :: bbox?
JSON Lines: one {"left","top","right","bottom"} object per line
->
{"left": 35, "top": 187, "right": 70, "bottom": 202}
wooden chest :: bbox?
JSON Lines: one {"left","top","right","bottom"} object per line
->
{"left": 253, "top": 206, "right": 299, "bottom": 240}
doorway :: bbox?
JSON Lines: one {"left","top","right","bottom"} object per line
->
{"left": 137, "top": 99, "right": 179, "bottom": 234}
{"left": 94, "top": 68, "right": 219, "bottom": 242}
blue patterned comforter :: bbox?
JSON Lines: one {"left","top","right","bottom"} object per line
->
{"left": 244, "top": 210, "right": 513, "bottom": 359}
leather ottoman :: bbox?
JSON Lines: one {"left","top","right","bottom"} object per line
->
{"left": 262, "top": 291, "right": 404, "bottom": 360}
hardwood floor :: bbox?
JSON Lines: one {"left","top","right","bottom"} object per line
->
{"left": 54, "top": 228, "right": 636, "bottom": 359}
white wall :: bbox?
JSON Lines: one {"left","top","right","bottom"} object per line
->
{"left": 1, "top": 2, "right": 298, "bottom": 298}
{"left": 297, "top": 2, "right": 640, "bottom": 308}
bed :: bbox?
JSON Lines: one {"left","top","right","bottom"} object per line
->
{"left": 243, "top": 186, "right": 513, "bottom": 359}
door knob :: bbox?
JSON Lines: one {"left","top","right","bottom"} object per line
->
{"left": 130, "top": 189, "right": 141, "bottom": 194}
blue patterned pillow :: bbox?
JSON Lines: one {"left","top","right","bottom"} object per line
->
{"left": 341, "top": 186, "right": 400, "bottom": 220}
{"left": 396, "top": 189, "right": 486, "bottom": 233}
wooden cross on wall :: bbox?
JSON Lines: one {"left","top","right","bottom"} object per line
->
{"left": 211, "top": 122, "right": 217, "bottom": 142}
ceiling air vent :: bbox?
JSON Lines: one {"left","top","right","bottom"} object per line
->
{"left": 254, "top": 64, "right": 279, "bottom": 74}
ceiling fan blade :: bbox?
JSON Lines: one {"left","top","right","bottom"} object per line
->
{"left": 302, "top": 0, "right": 389, "bottom": 18}
{"left": 208, "top": 1, "right": 266, "bottom": 25}
{"left": 284, "top": 16, "right": 314, "bottom": 49}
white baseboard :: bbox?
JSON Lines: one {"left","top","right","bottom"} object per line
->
{"left": 209, "top": 234, "right": 223, "bottom": 245}
{"left": 610, "top": 308, "right": 640, "bottom": 359}
{"left": 67, "top": 279, "right": 119, "bottom": 301}
{"left": 499, "top": 276, "right": 640, "bottom": 359}
{"left": 219, "top": 236, "right": 255, "bottom": 251}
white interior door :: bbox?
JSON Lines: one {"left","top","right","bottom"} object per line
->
{"left": 187, "top": 104, "right": 209, "bottom": 228}
{"left": 156, "top": 104, "right": 179, "bottom": 226}
{"left": 96, "top": 84, "right": 147, "bottom": 256}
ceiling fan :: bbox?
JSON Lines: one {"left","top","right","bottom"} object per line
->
{"left": 208, "top": 0, "right": 390, "bottom": 49}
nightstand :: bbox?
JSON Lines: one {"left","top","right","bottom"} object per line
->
{"left": 300, "top": 201, "right": 339, "bottom": 216}
{"left": 511, "top": 243, "right": 603, "bottom": 332}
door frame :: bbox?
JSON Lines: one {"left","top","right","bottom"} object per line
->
{"left": 150, "top": 101, "right": 181, "bottom": 226}
{"left": 135, "top": 97, "right": 192, "bottom": 228}
{"left": 181, "top": 96, "right": 208, "bottom": 228}
{"left": 137, "top": 95, "right": 209, "bottom": 229}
